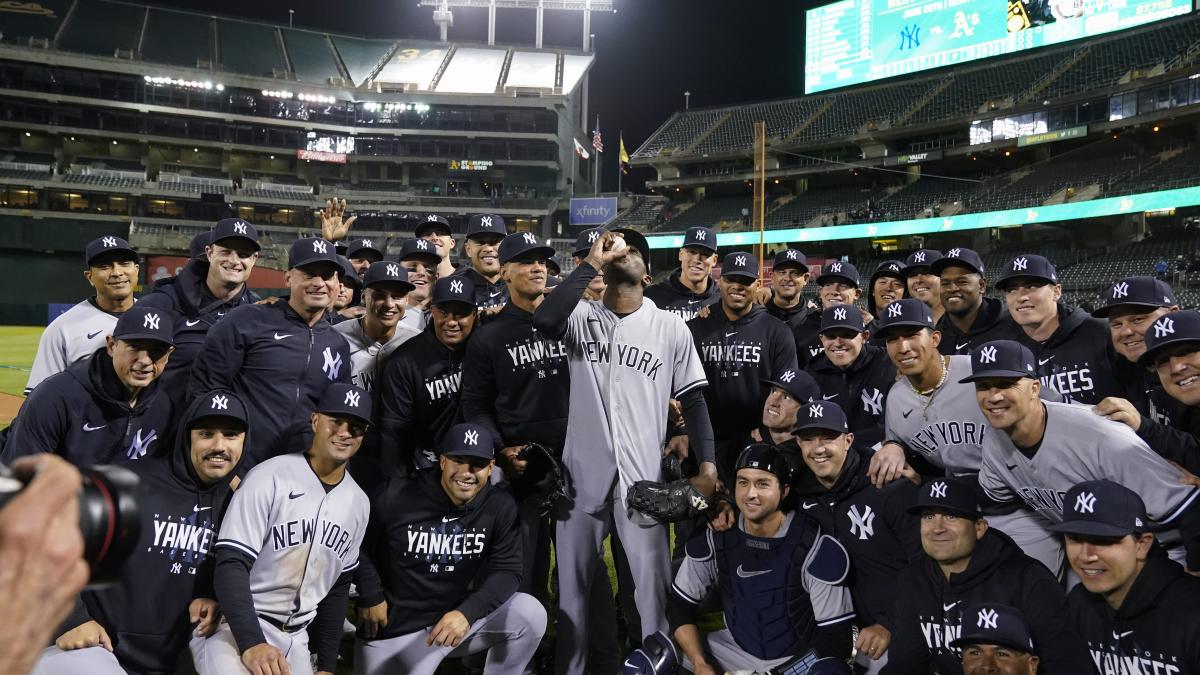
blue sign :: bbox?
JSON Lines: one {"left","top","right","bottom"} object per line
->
{"left": 570, "top": 197, "right": 619, "bottom": 226}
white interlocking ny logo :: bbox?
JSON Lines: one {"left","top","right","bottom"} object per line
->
{"left": 1154, "top": 317, "right": 1175, "bottom": 338}
{"left": 861, "top": 388, "right": 883, "bottom": 416}
{"left": 786, "top": 250, "right": 798, "bottom": 259}
{"left": 980, "top": 346, "right": 997, "bottom": 364}
{"left": 362, "top": 239, "right": 373, "bottom": 248}
{"left": 210, "top": 394, "right": 228, "bottom": 410}
{"left": 102, "top": 236, "right": 118, "bottom": 247}
{"left": 322, "top": 347, "right": 342, "bottom": 380}
{"left": 480, "top": 216, "right": 493, "bottom": 228}
{"left": 417, "top": 239, "right": 430, "bottom": 250}
{"left": 834, "top": 307, "right": 847, "bottom": 321}
{"left": 523, "top": 233, "right": 537, "bottom": 244}
{"left": 949, "top": 248, "right": 961, "bottom": 257}
{"left": 1075, "top": 492, "right": 1097, "bottom": 514}
{"left": 780, "top": 370, "right": 796, "bottom": 383}
{"left": 977, "top": 609, "right": 999, "bottom": 630}
{"left": 830, "top": 262, "right": 842, "bottom": 272}
{"left": 386, "top": 263, "right": 400, "bottom": 277}
{"left": 450, "top": 280, "right": 464, "bottom": 294}
{"left": 913, "top": 252, "right": 926, "bottom": 263}
{"left": 588, "top": 230, "right": 600, "bottom": 243}
{"left": 1012, "top": 257, "right": 1028, "bottom": 271}
{"left": 464, "top": 430, "right": 479, "bottom": 445}
{"left": 735, "top": 255, "right": 747, "bottom": 267}
{"left": 1112, "top": 282, "right": 1129, "bottom": 299}
{"left": 848, "top": 505, "right": 875, "bottom": 540}
{"left": 887, "top": 303, "right": 903, "bottom": 318}
{"left": 696, "top": 230, "right": 706, "bottom": 241}
{"left": 126, "top": 428, "right": 157, "bottom": 460}
{"left": 313, "top": 240, "right": 328, "bottom": 254}
{"left": 234, "top": 222, "right": 248, "bottom": 235}
{"left": 427, "top": 214, "right": 439, "bottom": 221}
{"left": 810, "top": 404, "right": 823, "bottom": 418}
{"left": 887, "top": 263, "right": 900, "bottom": 272}
{"left": 143, "top": 313, "right": 160, "bottom": 330}
{"left": 930, "top": 481, "right": 948, "bottom": 499}
{"left": 344, "top": 390, "right": 360, "bottom": 407}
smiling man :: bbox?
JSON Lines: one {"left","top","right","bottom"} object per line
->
{"left": 763, "top": 249, "right": 820, "bottom": 357}
{"left": 864, "top": 260, "right": 906, "bottom": 345}
{"left": 901, "top": 249, "right": 945, "bottom": 324}
{"left": 931, "top": 248, "right": 1021, "bottom": 356}
{"left": 748, "top": 367, "right": 820, "bottom": 473}
{"left": 334, "top": 261, "right": 419, "bottom": 392}
{"left": 798, "top": 261, "right": 865, "bottom": 365}
{"left": 645, "top": 226, "right": 720, "bottom": 320}
{"left": 451, "top": 214, "right": 509, "bottom": 315}
{"left": 397, "top": 237, "right": 444, "bottom": 333}
{"left": 951, "top": 604, "right": 1041, "bottom": 675}
{"left": 414, "top": 214, "right": 458, "bottom": 281}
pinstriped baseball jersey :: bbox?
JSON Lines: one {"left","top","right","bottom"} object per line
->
{"left": 884, "top": 356, "right": 990, "bottom": 475}
{"left": 214, "top": 454, "right": 368, "bottom": 626}
{"left": 26, "top": 299, "right": 124, "bottom": 394}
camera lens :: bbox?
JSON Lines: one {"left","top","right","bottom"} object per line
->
{"left": 78, "top": 465, "right": 141, "bottom": 587}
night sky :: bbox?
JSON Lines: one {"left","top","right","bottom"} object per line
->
{"left": 142, "top": 0, "right": 816, "bottom": 191}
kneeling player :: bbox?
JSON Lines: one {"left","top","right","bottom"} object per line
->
{"left": 668, "top": 445, "right": 855, "bottom": 674}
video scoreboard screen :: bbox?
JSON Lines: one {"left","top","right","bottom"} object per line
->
{"left": 804, "top": 0, "right": 1192, "bottom": 93}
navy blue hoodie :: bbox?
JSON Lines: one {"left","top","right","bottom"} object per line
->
{"left": 451, "top": 266, "right": 508, "bottom": 311}
{"left": 805, "top": 344, "right": 897, "bottom": 451}
{"left": 1014, "top": 303, "right": 1124, "bottom": 405}
{"left": 935, "top": 296, "right": 1024, "bottom": 356}
{"left": 2, "top": 347, "right": 174, "bottom": 467}
{"left": 645, "top": 268, "right": 720, "bottom": 321}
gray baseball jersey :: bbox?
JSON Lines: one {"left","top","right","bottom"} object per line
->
{"left": 398, "top": 307, "right": 428, "bottom": 333}
{"left": 560, "top": 296, "right": 707, "bottom": 514}
{"left": 26, "top": 299, "right": 124, "bottom": 394}
{"left": 215, "top": 454, "right": 369, "bottom": 627}
{"left": 885, "top": 356, "right": 989, "bottom": 476}
{"left": 334, "top": 318, "right": 420, "bottom": 392}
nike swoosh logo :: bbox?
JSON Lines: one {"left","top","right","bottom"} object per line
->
{"left": 956, "top": 342, "right": 970, "bottom": 350}
{"left": 736, "top": 564, "right": 772, "bottom": 578}
{"left": 441, "top": 516, "right": 461, "bottom": 523}
{"left": 802, "top": 501, "right": 818, "bottom": 509}
{"left": 687, "top": 299, "right": 701, "bottom": 305}
{"left": 82, "top": 422, "right": 106, "bottom": 431}
{"left": 902, "top": 409, "right": 913, "bottom": 418}
{"left": 1118, "top": 630, "right": 1133, "bottom": 638}
{"left": 822, "top": 394, "right": 838, "bottom": 400}
{"left": 193, "top": 505, "right": 212, "bottom": 512}
{"left": 86, "top": 330, "right": 103, "bottom": 339}
{"left": 1038, "top": 356, "right": 1054, "bottom": 365}
{"left": 725, "top": 332, "right": 737, "bottom": 338}
{"left": 274, "top": 333, "right": 292, "bottom": 340}
{"left": 185, "top": 319, "right": 201, "bottom": 327}
{"left": 489, "top": 290, "right": 503, "bottom": 298}
{"left": 943, "top": 602, "right": 959, "bottom": 611}
{"left": 288, "top": 491, "right": 304, "bottom": 500}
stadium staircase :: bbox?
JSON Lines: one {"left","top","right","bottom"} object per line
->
{"left": 1020, "top": 47, "right": 1091, "bottom": 104}
{"left": 782, "top": 99, "right": 835, "bottom": 144}
{"left": 893, "top": 75, "right": 955, "bottom": 128}
{"left": 682, "top": 113, "right": 733, "bottom": 155}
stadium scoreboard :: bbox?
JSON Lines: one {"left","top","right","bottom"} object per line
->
{"left": 805, "top": 0, "right": 1193, "bottom": 93}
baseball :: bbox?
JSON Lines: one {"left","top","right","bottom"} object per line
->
{"left": 610, "top": 236, "right": 627, "bottom": 253}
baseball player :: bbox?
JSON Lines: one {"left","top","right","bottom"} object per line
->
{"left": 643, "top": 226, "right": 720, "bottom": 320}
{"left": 996, "top": 253, "right": 1124, "bottom": 404}
{"left": 900, "top": 249, "right": 945, "bottom": 324}
{"left": 451, "top": 213, "right": 509, "bottom": 314}
{"left": 931, "top": 248, "right": 1022, "bottom": 356}
{"left": 193, "top": 383, "right": 371, "bottom": 675}
{"left": 964, "top": 339, "right": 1200, "bottom": 571}
{"left": 806, "top": 304, "right": 896, "bottom": 452}
{"left": 32, "top": 390, "right": 250, "bottom": 675}
{"left": 762, "top": 248, "right": 819, "bottom": 351}
{"left": 188, "top": 230, "right": 213, "bottom": 263}
{"left": 331, "top": 255, "right": 365, "bottom": 324}
{"left": 140, "top": 218, "right": 262, "bottom": 406}
{"left": 414, "top": 214, "right": 458, "bottom": 280}
{"left": 866, "top": 260, "right": 906, "bottom": 327}
{"left": 1053, "top": 480, "right": 1200, "bottom": 674}
{"left": 747, "top": 367, "right": 820, "bottom": 474}
{"left": 344, "top": 237, "right": 383, "bottom": 277}
{"left": 793, "top": 402, "right": 923, "bottom": 674}
{"left": 352, "top": 422, "right": 547, "bottom": 674}
{"left": 334, "top": 261, "right": 419, "bottom": 392}
{"left": 799, "top": 261, "right": 864, "bottom": 366}
{"left": 397, "top": 237, "right": 443, "bottom": 333}
{"left": 952, "top": 604, "right": 1041, "bottom": 675}
{"left": 188, "top": 237, "right": 352, "bottom": 472}
{"left": 570, "top": 227, "right": 609, "bottom": 301}
{"left": 531, "top": 227, "right": 718, "bottom": 675}
{"left": 26, "top": 235, "right": 139, "bottom": 395}
{"left": 3, "top": 304, "right": 175, "bottom": 467}
{"left": 882, "top": 477, "right": 1091, "bottom": 675}
{"left": 669, "top": 444, "right": 855, "bottom": 674}
{"left": 374, "top": 276, "right": 476, "bottom": 477}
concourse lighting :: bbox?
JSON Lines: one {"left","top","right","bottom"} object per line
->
{"left": 262, "top": 89, "right": 295, "bottom": 99}
{"left": 144, "top": 75, "right": 223, "bottom": 91}
{"left": 298, "top": 93, "right": 337, "bottom": 104}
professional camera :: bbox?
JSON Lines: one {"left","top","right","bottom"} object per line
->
{"left": 0, "top": 463, "right": 141, "bottom": 587}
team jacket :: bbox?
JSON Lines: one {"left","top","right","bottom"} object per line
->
{"left": 139, "top": 261, "right": 259, "bottom": 407}
{"left": 2, "top": 348, "right": 174, "bottom": 467}
{"left": 459, "top": 302, "right": 570, "bottom": 449}
{"left": 451, "top": 266, "right": 508, "bottom": 311}
{"left": 1014, "top": 302, "right": 1124, "bottom": 405}
{"left": 688, "top": 305, "right": 798, "bottom": 440}
{"left": 187, "top": 301, "right": 351, "bottom": 471}
{"left": 374, "top": 325, "right": 467, "bottom": 476}
{"left": 935, "top": 297, "right": 1024, "bottom": 356}
{"left": 644, "top": 268, "right": 720, "bottom": 321}
{"left": 765, "top": 300, "right": 822, "bottom": 367}
{"left": 1137, "top": 404, "right": 1200, "bottom": 476}
{"left": 882, "top": 529, "right": 1092, "bottom": 675}
{"left": 355, "top": 470, "right": 522, "bottom": 639}
{"left": 806, "top": 344, "right": 896, "bottom": 451}
{"left": 1067, "top": 549, "right": 1200, "bottom": 675}
{"left": 55, "top": 393, "right": 243, "bottom": 674}
{"left": 794, "top": 450, "right": 923, "bottom": 631}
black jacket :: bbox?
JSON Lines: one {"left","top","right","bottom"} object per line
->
{"left": 883, "top": 529, "right": 1092, "bottom": 675}
{"left": 1015, "top": 302, "right": 1124, "bottom": 405}
{"left": 375, "top": 325, "right": 467, "bottom": 476}
{"left": 2, "top": 348, "right": 174, "bottom": 467}
{"left": 451, "top": 266, "right": 508, "bottom": 311}
{"left": 356, "top": 470, "right": 522, "bottom": 639}
{"left": 645, "top": 268, "right": 720, "bottom": 321}
{"left": 794, "top": 450, "right": 923, "bottom": 631}
{"left": 688, "top": 305, "right": 798, "bottom": 440}
{"left": 765, "top": 300, "right": 822, "bottom": 368}
{"left": 188, "top": 301, "right": 351, "bottom": 471}
{"left": 936, "top": 297, "right": 1023, "bottom": 356}
{"left": 1138, "top": 404, "right": 1200, "bottom": 476}
{"left": 1067, "top": 549, "right": 1200, "bottom": 674}
{"left": 805, "top": 344, "right": 896, "bottom": 451}
{"left": 55, "top": 392, "right": 243, "bottom": 674}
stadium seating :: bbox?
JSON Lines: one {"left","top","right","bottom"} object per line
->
{"left": 218, "top": 19, "right": 288, "bottom": 79}
{"left": 1039, "top": 19, "right": 1200, "bottom": 101}
{"left": 667, "top": 196, "right": 751, "bottom": 231}
{"left": 906, "top": 51, "right": 1069, "bottom": 126}
{"left": 283, "top": 29, "right": 344, "bottom": 84}
{"left": 611, "top": 196, "right": 669, "bottom": 227}
{"left": 633, "top": 109, "right": 730, "bottom": 159}
{"left": 57, "top": 0, "right": 144, "bottom": 57}
{"left": 693, "top": 99, "right": 827, "bottom": 156}
{"left": 142, "top": 8, "right": 212, "bottom": 68}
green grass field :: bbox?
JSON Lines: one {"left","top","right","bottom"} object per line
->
{"left": 0, "top": 326, "right": 39, "bottom": 397}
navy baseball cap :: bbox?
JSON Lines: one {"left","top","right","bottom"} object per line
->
{"left": 609, "top": 227, "right": 652, "bottom": 273}
{"left": 573, "top": 227, "right": 606, "bottom": 257}
{"left": 951, "top": 604, "right": 1036, "bottom": 654}
{"left": 901, "top": 249, "right": 943, "bottom": 277}
{"left": 442, "top": 422, "right": 495, "bottom": 460}
{"left": 772, "top": 248, "right": 808, "bottom": 272}
{"left": 466, "top": 214, "right": 506, "bottom": 240}
{"left": 85, "top": 235, "right": 138, "bottom": 266}
{"left": 816, "top": 260, "right": 860, "bottom": 288}
{"left": 1048, "top": 480, "right": 1151, "bottom": 537}
{"left": 995, "top": 254, "right": 1059, "bottom": 290}
{"left": 681, "top": 226, "right": 717, "bottom": 253}
{"left": 932, "top": 247, "right": 984, "bottom": 277}
{"left": 792, "top": 400, "right": 849, "bottom": 435}
{"left": 112, "top": 305, "right": 175, "bottom": 346}
{"left": 345, "top": 237, "right": 383, "bottom": 262}
{"left": 959, "top": 340, "right": 1037, "bottom": 383}
{"left": 288, "top": 237, "right": 339, "bottom": 270}
{"left": 316, "top": 383, "right": 372, "bottom": 426}
{"left": 361, "top": 260, "right": 414, "bottom": 293}
{"left": 189, "top": 230, "right": 214, "bottom": 260}
{"left": 547, "top": 256, "right": 562, "bottom": 276}
{"left": 432, "top": 275, "right": 476, "bottom": 308}
{"left": 763, "top": 368, "right": 819, "bottom": 403}
{"left": 336, "top": 255, "right": 359, "bottom": 287}
{"left": 1138, "top": 309, "right": 1200, "bottom": 367}
{"left": 398, "top": 238, "right": 442, "bottom": 267}
{"left": 415, "top": 214, "right": 452, "bottom": 238}
{"left": 1092, "top": 276, "right": 1178, "bottom": 318}
{"left": 870, "top": 260, "right": 905, "bottom": 284}
{"left": 720, "top": 251, "right": 758, "bottom": 280}
{"left": 499, "top": 232, "right": 555, "bottom": 265}
{"left": 187, "top": 390, "right": 250, "bottom": 431}
{"left": 874, "top": 298, "right": 935, "bottom": 339}
{"left": 821, "top": 304, "right": 865, "bottom": 334}
{"left": 908, "top": 476, "right": 982, "bottom": 518}
{"left": 211, "top": 218, "right": 260, "bottom": 251}
{"left": 734, "top": 444, "right": 792, "bottom": 486}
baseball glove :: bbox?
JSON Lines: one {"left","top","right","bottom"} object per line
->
{"left": 626, "top": 479, "right": 713, "bottom": 523}
{"left": 516, "top": 443, "right": 569, "bottom": 516}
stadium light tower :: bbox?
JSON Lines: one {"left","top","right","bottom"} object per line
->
{"left": 418, "top": 0, "right": 615, "bottom": 50}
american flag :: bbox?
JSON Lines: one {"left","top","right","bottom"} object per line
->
{"left": 592, "top": 125, "right": 603, "bottom": 153}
